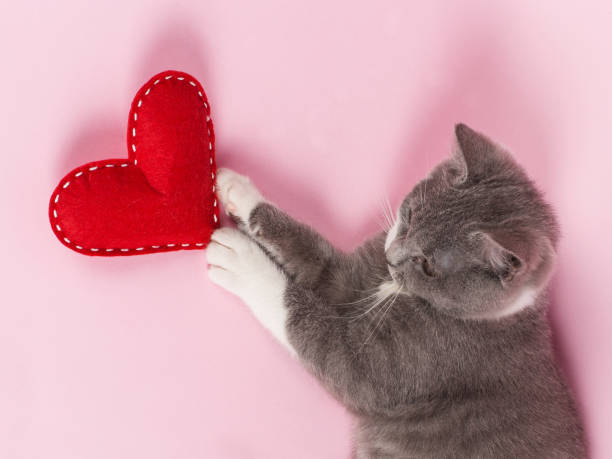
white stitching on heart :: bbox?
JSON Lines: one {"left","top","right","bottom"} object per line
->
{"left": 52, "top": 72, "right": 219, "bottom": 255}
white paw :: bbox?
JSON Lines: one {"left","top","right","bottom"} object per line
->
{"left": 206, "top": 227, "right": 275, "bottom": 300}
{"left": 205, "top": 227, "right": 295, "bottom": 355}
{"left": 216, "top": 168, "right": 264, "bottom": 225}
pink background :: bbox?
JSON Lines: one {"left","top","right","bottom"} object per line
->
{"left": 1, "top": 1, "right": 610, "bottom": 457}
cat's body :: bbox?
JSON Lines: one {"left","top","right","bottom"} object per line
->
{"left": 206, "top": 125, "right": 586, "bottom": 458}
{"left": 289, "top": 234, "right": 582, "bottom": 458}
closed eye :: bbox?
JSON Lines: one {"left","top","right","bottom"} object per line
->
{"left": 387, "top": 254, "right": 411, "bottom": 268}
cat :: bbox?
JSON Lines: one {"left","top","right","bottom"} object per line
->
{"left": 206, "top": 124, "right": 586, "bottom": 458}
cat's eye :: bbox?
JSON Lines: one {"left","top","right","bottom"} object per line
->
{"left": 411, "top": 256, "right": 436, "bottom": 277}
{"left": 421, "top": 258, "right": 435, "bottom": 277}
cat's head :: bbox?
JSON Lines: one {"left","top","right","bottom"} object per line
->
{"left": 385, "top": 124, "right": 559, "bottom": 319}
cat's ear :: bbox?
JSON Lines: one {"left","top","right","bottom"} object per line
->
{"left": 473, "top": 229, "right": 557, "bottom": 289}
{"left": 452, "top": 123, "right": 509, "bottom": 183}
{"left": 472, "top": 230, "right": 526, "bottom": 285}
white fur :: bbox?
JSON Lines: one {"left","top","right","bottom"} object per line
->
{"left": 206, "top": 228, "right": 296, "bottom": 355}
{"left": 375, "top": 280, "right": 402, "bottom": 301}
{"left": 216, "top": 168, "right": 264, "bottom": 223}
{"left": 489, "top": 287, "right": 537, "bottom": 319}
{"left": 384, "top": 213, "right": 401, "bottom": 251}
{"left": 208, "top": 169, "right": 295, "bottom": 356}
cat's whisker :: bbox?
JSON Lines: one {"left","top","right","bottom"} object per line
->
{"left": 353, "top": 285, "right": 383, "bottom": 293}
{"left": 384, "top": 193, "right": 396, "bottom": 226}
{"left": 334, "top": 291, "right": 381, "bottom": 307}
{"left": 351, "top": 292, "right": 394, "bottom": 328}
{"left": 332, "top": 290, "right": 392, "bottom": 320}
{"left": 377, "top": 196, "right": 395, "bottom": 231}
{"left": 381, "top": 211, "right": 393, "bottom": 232}
{"left": 347, "top": 291, "right": 395, "bottom": 321}
{"left": 322, "top": 285, "right": 385, "bottom": 319}
{"left": 343, "top": 277, "right": 389, "bottom": 295}
{"left": 359, "top": 287, "right": 401, "bottom": 350}
{"left": 352, "top": 279, "right": 402, "bottom": 321}
{"left": 376, "top": 214, "right": 391, "bottom": 232}
{"left": 332, "top": 278, "right": 399, "bottom": 319}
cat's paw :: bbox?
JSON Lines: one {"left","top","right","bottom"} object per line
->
{"left": 205, "top": 227, "right": 294, "bottom": 353}
{"left": 216, "top": 168, "right": 264, "bottom": 226}
{"left": 206, "top": 227, "right": 285, "bottom": 305}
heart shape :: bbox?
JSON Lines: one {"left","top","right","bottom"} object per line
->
{"left": 49, "top": 70, "right": 219, "bottom": 256}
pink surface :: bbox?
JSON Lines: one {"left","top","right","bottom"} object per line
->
{"left": 1, "top": 1, "right": 610, "bottom": 457}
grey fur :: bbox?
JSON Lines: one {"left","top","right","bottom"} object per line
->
{"left": 239, "top": 124, "right": 585, "bottom": 458}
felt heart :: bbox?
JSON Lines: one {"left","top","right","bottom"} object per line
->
{"left": 49, "top": 70, "right": 219, "bottom": 256}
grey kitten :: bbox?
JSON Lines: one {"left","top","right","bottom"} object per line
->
{"left": 206, "top": 124, "right": 586, "bottom": 458}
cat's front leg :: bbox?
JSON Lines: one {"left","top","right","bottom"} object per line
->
{"left": 216, "top": 168, "right": 338, "bottom": 287}
{"left": 205, "top": 227, "right": 296, "bottom": 356}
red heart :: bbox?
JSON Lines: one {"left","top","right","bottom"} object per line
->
{"left": 49, "top": 71, "right": 220, "bottom": 256}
